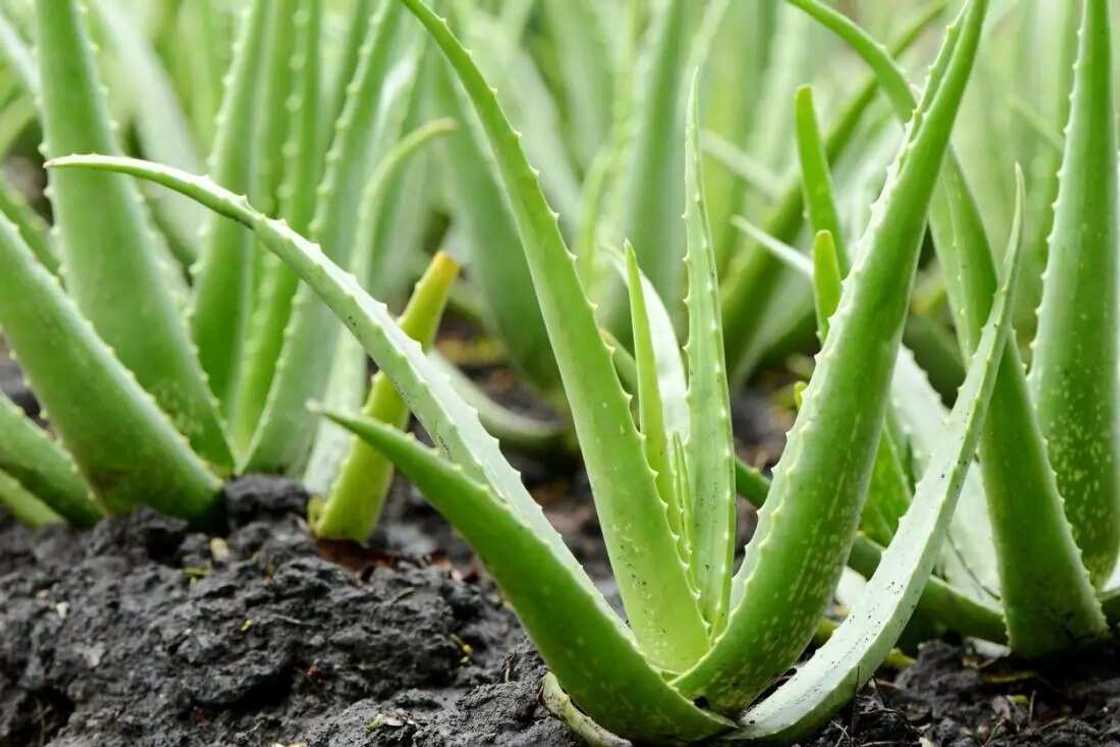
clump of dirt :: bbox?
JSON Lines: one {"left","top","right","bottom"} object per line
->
{"left": 808, "top": 640, "right": 1120, "bottom": 746}
{"left": 0, "top": 477, "right": 577, "bottom": 747}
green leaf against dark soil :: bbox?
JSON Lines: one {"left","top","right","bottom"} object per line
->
{"left": 0, "top": 394, "right": 101, "bottom": 527}
{"left": 396, "top": 0, "right": 709, "bottom": 674}
{"left": 675, "top": 0, "right": 988, "bottom": 712}
{"left": 45, "top": 153, "right": 730, "bottom": 744}
{"left": 738, "top": 166, "right": 1025, "bottom": 743}
{"left": 0, "top": 213, "right": 221, "bottom": 518}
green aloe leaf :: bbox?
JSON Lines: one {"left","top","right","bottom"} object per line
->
{"left": 539, "top": 0, "right": 614, "bottom": 170}
{"left": 432, "top": 57, "right": 560, "bottom": 393}
{"left": 790, "top": 0, "right": 1108, "bottom": 656}
{"left": 0, "top": 214, "right": 220, "bottom": 518}
{"left": 674, "top": 0, "right": 988, "bottom": 712}
{"left": 0, "top": 9, "right": 36, "bottom": 94}
{"left": 246, "top": 2, "right": 422, "bottom": 472}
{"left": 0, "top": 177, "right": 56, "bottom": 275}
{"left": 720, "top": 0, "right": 948, "bottom": 386}
{"left": 622, "top": 243, "right": 686, "bottom": 557}
{"left": 303, "top": 117, "right": 456, "bottom": 501}
{"left": 314, "top": 252, "right": 459, "bottom": 541}
{"left": 796, "top": 86, "right": 849, "bottom": 268}
{"left": 738, "top": 169, "right": 1024, "bottom": 744}
{"left": 614, "top": 0, "right": 692, "bottom": 317}
{"left": 0, "top": 468, "right": 61, "bottom": 528}
{"left": 1028, "top": 0, "right": 1120, "bottom": 587}
{"left": 810, "top": 230, "right": 842, "bottom": 341}
{"left": 317, "top": 412, "right": 731, "bottom": 743}
{"left": 92, "top": 0, "right": 205, "bottom": 261}
{"left": 229, "top": 0, "right": 323, "bottom": 453}
{"left": 35, "top": 0, "right": 232, "bottom": 471}
{"left": 397, "top": 0, "right": 709, "bottom": 671}
{"left": 682, "top": 74, "right": 735, "bottom": 635}
{"left": 43, "top": 154, "right": 600, "bottom": 603}
{"left": 0, "top": 394, "right": 101, "bottom": 527}
{"left": 191, "top": 0, "right": 269, "bottom": 418}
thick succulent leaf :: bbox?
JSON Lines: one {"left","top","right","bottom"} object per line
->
{"left": 324, "top": 0, "right": 373, "bottom": 130}
{"left": 350, "top": 114, "right": 457, "bottom": 302}
{"left": 306, "top": 118, "right": 459, "bottom": 508}
{"left": 35, "top": 0, "right": 232, "bottom": 471}
{"left": 246, "top": 3, "right": 422, "bottom": 472}
{"left": 539, "top": 0, "right": 614, "bottom": 169}
{"left": 673, "top": 0, "right": 987, "bottom": 712}
{"left": 428, "top": 355, "right": 569, "bottom": 455}
{"left": 243, "top": 0, "right": 299, "bottom": 359}
{"left": 791, "top": 0, "right": 1108, "bottom": 656}
{"left": 682, "top": 75, "right": 736, "bottom": 634}
{"left": 720, "top": 1, "right": 946, "bottom": 386}
{"left": 228, "top": 0, "right": 323, "bottom": 452}
{"left": 398, "top": 0, "right": 709, "bottom": 671}
{"left": 796, "top": 86, "right": 849, "bottom": 269}
{"left": 252, "top": 0, "right": 299, "bottom": 220}
{"left": 367, "top": 47, "right": 440, "bottom": 305}
{"left": 191, "top": 0, "right": 269, "bottom": 418}
{"left": 623, "top": 245, "right": 685, "bottom": 556}
{"left": 0, "top": 214, "right": 220, "bottom": 517}
{"left": 1028, "top": 0, "right": 1120, "bottom": 587}
{"left": 44, "top": 156, "right": 583, "bottom": 592}
{"left": 315, "top": 252, "right": 459, "bottom": 541}
{"left": 458, "top": 10, "right": 581, "bottom": 225}
{"left": 740, "top": 217, "right": 990, "bottom": 582}
{"left": 0, "top": 176, "right": 57, "bottom": 274}
{"left": 810, "top": 230, "right": 842, "bottom": 341}
{"left": 735, "top": 460, "right": 1006, "bottom": 643}
{"left": 0, "top": 9, "right": 35, "bottom": 93}
{"left": 0, "top": 394, "right": 101, "bottom": 527}
{"left": 432, "top": 57, "right": 559, "bottom": 393}
{"left": 613, "top": 0, "right": 691, "bottom": 322}
{"left": 0, "top": 467, "right": 61, "bottom": 528}
{"left": 302, "top": 320, "right": 366, "bottom": 500}
{"left": 92, "top": 0, "right": 205, "bottom": 258}
{"left": 606, "top": 247, "right": 689, "bottom": 442}
{"left": 737, "top": 176, "right": 1023, "bottom": 743}
{"left": 317, "top": 412, "right": 731, "bottom": 744}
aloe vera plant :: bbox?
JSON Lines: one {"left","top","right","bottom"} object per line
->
{"left": 0, "top": 0, "right": 458, "bottom": 537}
{"left": 45, "top": 0, "right": 1004, "bottom": 739}
{"left": 770, "top": 0, "right": 1120, "bottom": 662}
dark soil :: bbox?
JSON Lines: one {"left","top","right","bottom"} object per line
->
{"left": 808, "top": 640, "right": 1120, "bottom": 747}
{"left": 8, "top": 477, "right": 1120, "bottom": 746}
{"left": 0, "top": 477, "right": 578, "bottom": 747}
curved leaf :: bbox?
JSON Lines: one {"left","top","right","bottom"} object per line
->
{"left": 738, "top": 168, "right": 1024, "bottom": 744}
{"left": 0, "top": 213, "right": 220, "bottom": 518}
{"left": 1028, "top": 0, "right": 1120, "bottom": 587}
{"left": 35, "top": 0, "right": 232, "bottom": 471}
{"left": 397, "top": 0, "right": 709, "bottom": 671}
{"left": 674, "top": 0, "right": 988, "bottom": 712}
